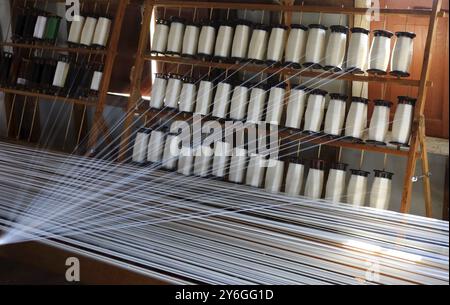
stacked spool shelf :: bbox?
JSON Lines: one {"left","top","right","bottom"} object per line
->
{"left": 119, "top": 0, "right": 444, "bottom": 216}
{"left": 0, "top": 0, "right": 128, "bottom": 153}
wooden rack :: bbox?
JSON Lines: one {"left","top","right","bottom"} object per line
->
{"left": 0, "top": 0, "right": 127, "bottom": 153}
{"left": 119, "top": 0, "right": 446, "bottom": 217}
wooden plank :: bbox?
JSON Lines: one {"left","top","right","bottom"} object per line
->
{"left": 0, "top": 87, "right": 97, "bottom": 106}
{"left": 400, "top": 0, "right": 442, "bottom": 214}
{"left": 0, "top": 42, "right": 108, "bottom": 55}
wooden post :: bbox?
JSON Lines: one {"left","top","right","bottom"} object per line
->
{"left": 400, "top": 0, "right": 442, "bottom": 214}
{"left": 87, "top": 0, "right": 129, "bottom": 154}
{"left": 418, "top": 116, "right": 432, "bottom": 217}
{"left": 118, "top": 0, "right": 154, "bottom": 162}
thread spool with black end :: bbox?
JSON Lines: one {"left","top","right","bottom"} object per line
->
{"left": 366, "top": 99, "right": 393, "bottom": 146}
{"left": 324, "top": 25, "right": 349, "bottom": 72}
{"left": 266, "top": 24, "right": 288, "bottom": 67}
{"left": 247, "top": 23, "right": 269, "bottom": 65}
{"left": 29, "top": 57, "right": 45, "bottom": 91}
{"left": 92, "top": 15, "right": 112, "bottom": 49}
{"left": 197, "top": 19, "right": 217, "bottom": 61}
{"left": 325, "top": 162, "right": 348, "bottom": 203}
{"left": 284, "top": 157, "right": 305, "bottom": 197}
{"left": 347, "top": 168, "right": 371, "bottom": 206}
{"left": 231, "top": 19, "right": 252, "bottom": 63}
{"left": 214, "top": 20, "right": 235, "bottom": 63}
{"left": 165, "top": 16, "right": 186, "bottom": 56}
{"left": 150, "top": 72, "right": 169, "bottom": 109}
{"left": 265, "top": 82, "right": 287, "bottom": 126}
{"left": 346, "top": 27, "right": 370, "bottom": 75}
{"left": 284, "top": 24, "right": 308, "bottom": 69}
{"left": 367, "top": 30, "right": 394, "bottom": 75}
{"left": 181, "top": 21, "right": 200, "bottom": 58}
{"left": 285, "top": 84, "right": 308, "bottom": 130}
{"left": 302, "top": 88, "right": 328, "bottom": 135}
{"left": 79, "top": 15, "right": 98, "bottom": 48}
{"left": 229, "top": 79, "right": 251, "bottom": 122}
{"left": 131, "top": 127, "right": 152, "bottom": 165}
{"left": 323, "top": 93, "right": 348, "bottom": 138}
{"left": 14, "top": 57, "right": 32, "bottom": 90}
{"left": 0, "top": 52, "right": 14, "bottom": 87}
{"left": 32, "top": 10, "right": 48, "bottom": 42}
{"left": 52, "top": 54, "right": 71, "bottom": 96}
{"left": 179, "top": 75, "right": 197, "bottom": 114}
{"left": 246, "top": 82, "right": 269, "bottom": 124}
{"left": 12, "top": 10, "right": 27, "bottom": 42}
{"left": 304, "top": 159, "right": 326, "bottom": 199}
{"left": 390, "top": 31, "right": 416, "bottom": 77}
{"left": 43, "top": 15, "right": 61, "bottom": 44}
{"left": 67, "top": 14, "right": 86, "bottom": 47}
{"left": 151, "top": 18, "right": 170, "bottom": 55}
{"left": 88, "top": 63, "right": 104, "bottom": 97}
{"left": 343, "top": 96, "right": 369, "bottom": 143}
{"left": 164, "top": 73, "right": 184, "bottom": 111}
{"left": 390, "top": 96, "right": 416, "bottom": 147}
{"left": 370, "top": 169, "right": 394, "bottom": 210}
{"left": 303, "top": 24, "right": 328, "bottom": 70}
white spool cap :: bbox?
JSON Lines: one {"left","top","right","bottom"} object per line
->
{"left": 368, "top": 30, "right": 394, "bottom": 75}
{"left": 284, "top": 24, "right": 308, "bottom": 68}
{"left": 347, "top": 169, "right": 370, "bottom": 206}
{"left": 265, "top": 84, "right": 286, "bottom": 125}
{"left": 194, "top": 80, "right": 214, "bottom": 116}
{"left": 344, "top": 97, "right": 369, "bottom": 141}
{"left": 150, "top": 73, "right": 168, "bottom": 109}
{"left": 324, "top": 25, "right": 348, "bottom": 72}
{"left": 228, "top": 147, "right": 248, "bottom": 183}
{"left": 246, "top": 85, "right": 267, "bottom": 124}
{"left": 266, "top": 25, "right": 287, "bottom": 64}
{"left": 370, "top": 170, "right": 394, "bottom": 210}
{"left": 304, "top": 159, "right": 326, "bottom": 199}
{"left": 265, "top": 159, "right": 285, "bottom": 194}
{"left": 346, "top": 27, "right": 370, "bottom": 74}
{"left": 303, "top": 89, "right": 328, "bottom": 133}
{"left": 67, "top": 16, "right": 85, "bottom": 44}
{"left": 367, "top": 100, "right": 392, "bottom": 145}
{"left": 212, "top": 81, "right": 232, "bottom": 119}
{"left": 324, "top": 93, "right": 347, "bottom": 137}
{"left": 247, "top": 25, "right": 268, "bottom": 63}
{"left": 147, "top": 129, "right": 166, "bottom": 163}
{"left": 285, "top": 85, "right": 307, "bottom": 129}
{"left": 325, "top": 163, "right": 348, "bottom": 203}
{"left": 304, "top": 24, "right": 327, "bottom": 69}
{"left": 390, "top": 96, "right": 416, "bottom": 146}
{"left": 390, "top": 31, "right": 416, "bottom": 77}
{"left": 212, "top": 141, "right": 232, "bottom": 178}
{"left": 151, "top": 19, "right": 170, "bottom": 54}
{"left": 214, "top": 23, "right": 234, "bottom": 59}
{"left": 166, "top": 17, "right": 185, "bottom": 55}
{"left": 182, "top": 23, "right": 200, "bottom": 57}
{"left": 229, "top": 84, "right": 250, "bottom": 121}
{"left": 284, "top": 158, "right": 305, "bottom": 196}
{"left": 92, "top": 17, "right": 111, "bottom": 47}
{"left": 132, "top": 128, "right": 151, "bottom": 163}
{"left": 231, "top": 21, "right": 251, "bottom": 61}
{"left": 245, "top": 153, "right": 267, "bottom": 188}
{"left": 80, "top": 16, "right": 97, "bottom": 46}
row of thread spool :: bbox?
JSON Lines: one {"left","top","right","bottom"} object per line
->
{"left": 149, "top": 72, "right": 416, "bottom": 147}
{"left": 131, "top": 124, "right": 394, "bottom": 210}
{"left": 12, "top": 7, "right": 112, "bottom": 49}
{"left": 152, "top": 16, "right": 416, "bottom": 77}
{"left": 0, "top": 51, "right": 104, "bottom": 99}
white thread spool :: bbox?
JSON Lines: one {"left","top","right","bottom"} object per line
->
{"left": 212, "top": 81, "right": 232, "bottom": 118}
{"left": 162, "top": 133, "right": 180, "bottom": 170}
{"left": 345, "top": 97, "right": 368, "bottom": 141}
{"left": 164, "top": 74, "right": 183, "bottom": 109}
{"left": 182, "top": 23, "right": 200, "bottom": 57}
{"left": 67, "top": 16, "right": 85, "bottom": 44}
{"left": 147, "top": 129, "right": 166, "bottom": 163}
{"left": 132, "top": 128, "right": 151, "bottom": 163}
{"left": 177, "top": 146, "right": 194, "bottom": 176}
{"left": 52, "top": 60, "right": 70, "bottom": 88}
{"left": 166, "top": 17, "right": 185, "bottom": 55}
{"left": 198, "top": 22, "right": 216, "bottom": 58}
{"left": 324, "top": 25, "right": 348, "bottom": 72}
{"left": 390, "top": 31, "right": 416, "bottom": 77}
{"left": 367, "top": 100, "right": 392, "bottom": 145}
{"left": 228, "top": 147, "right": 248, "bottom": 183}
{"left": 245, "top": 153, "right": 266, "bottom": 188}
{"left": 285, "top": 85, "right": 307, "bottom": 129}
{"left": 33, "top": 15, "right": 47, "bottom": 39}
{"left": 179, "top": 77, "right": 197, "bottom": 113}
{"left": 247, "top": 25, "right": 268, "bottom": 63}
{"left": 303, "top": 89, "right": 327, "bottom": 133}
{"left": 151, "top": 19, "right": 170, "bottom": 54}
{"left": 284, "top": 24, "right": 308, "bottom": 68}
{"left": 214, "top": 22, "right": 234, "bottom": 59}
{"left": 266, "top": 25, "right": 287, "bottom": 64}
{"left": 368, "top": 30, "right": 393, "bottom": 74}
{"left": 346, "top": 27, "right": 370, "bottom": 74}
{"left": 231, "top": 20, "right": 251, "bottom": 61}
{"left": 304, "top": 24, "right": 327, "bottom": 69}
{"left": 229, "top": 83, "right": 250, "bottom": 121}
{"left": 324, "top": 93, "right": 347, "bottom": 137}
{"left": 246, "top": 85, "right": 267, "bottom": 123}
{"left": 150, "top": 73, "right": 168, "bottom": 109}
{"left": 347, "top": 169, "right": 370, "bottom": 206}
{"left": 92, "top": 17, "right": 111, "bottom": 47}
{"left": 265, "top": 159, "right": 284, "bottom": 193}
{"left": 284, "top": 158, "right": 305, "bottom": 196}
{"left": 194, "top": 79, "right": 214, "bottom": 116}
{"left": 304, "top": 160, "right": 325, "bottom": 199}
{"left": 90, "top": 70, "right": 103, "bottom": 91}
{"left": 325, "top": 163, "right": 348, "bottom": 203}
{"left": 265, "top": 84, "right": 286, "bottom": 125}
{"left": 212, "top": 141, "right": 231, "bottom": 178}
{"left": 391, "top": 96, "right": 416, "bottom": 146}
{"left": 370, "top": 170, "right": 394, "bottom": 210}
{"left": 80, "top": 16, "right": 97, "bottom": 46}
{"left": 193, "top": 144, "right": 213, "bottom": 177}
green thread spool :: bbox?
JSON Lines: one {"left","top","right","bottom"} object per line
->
{"left": 44, "top": 16, "right": 61, "bottom": 42}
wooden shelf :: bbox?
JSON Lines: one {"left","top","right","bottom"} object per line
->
{"left": 152, "top": 0, "right": 447, "bottom": 18}
{"left": 0, "top": 87, "right": 97, "bottom": 106}
{"left": 145, "top": 55, "right": 429, "bottom": 87}
{"left": 0, "top": 42, "right": 108, "bottom": 55}
{"left": 134, "top": 107, "right": 414, "bottom": 158}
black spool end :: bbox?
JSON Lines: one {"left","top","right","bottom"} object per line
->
{"left": 323, "top": 65, "right": 343, "bottom": 73}
{"left": 373, "top": 29, "right": 394, "bottom": 38}
{"left": 343, "top": 136, "right": 365, "bottom": 144}
{"left": 330, "top": 93, "right": 348, "bottom": 101}
{"left": 265, "top": 59, "right": 283, "bottom": 67}
{"left": 289, "top": 157, "right": 305, "bottom": 165}
{"left": 351, "top": 96, "right": 369, "bottom": 104}
{"left": 330, "top": 25, "right": 349, "bottom": 34}
{"left": 374, "top": 169, "right": 394, "bottom": 180}
{"left": 390, "top": 70, "right": 410, "bottom": 78}
{"left": 310, "top": 159, "right": 326, "bottom": 171}
{"left": 303, "top": 62, "right": 323, "bottom": 70}
{"left": 284, "top": 61, "right": 302, "bottom": 69}
{"left": 366, "top": 139, "right": 387, "bottom": 146}
{"left": 290, "top": 24, "right": 308, "bottom": 31}
{"left": 374, "top": 99, "right": 393, "bottom": 108}
{"left": 389, "top": 141, "right": 410, "bottom": 148}
{"left": 350, "top": 27, "right": 370, "bottom": 35}
{"left": 310, "top": 88, "right": 328, "bottom": 96}
{"left": 331, "top": 162, "right": 348, "bottom": 171}
{"left": 308, "top": 24, "right": 328, "bottom": 31}
{"left": 395, "top": 31, "right": 416, "bottom": 39}
{"left": 350, "top": 169, "right": 371, "bottom": 177}
{"left": 323, "top": 133, "right": 342, "bottom": 139}
{"left": 397, "top": 96, "right": 417, "bottom": 106}
{"left": 196, "top": 53, "right": 214, "bottom": 61}
{"left": 367, "top": 68, "right": 387, "bottom": 75}
{"left": 164, "top": 50, "right": 182, "bottom": 56}
{"left": 230, "top": 56, "right": 248, "bottom": 63}
{"left": 345, "top": 67, "right": 366, "bottom": 75}
{"left": 248, "top": 58, "right": 266, "bottom": 65}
